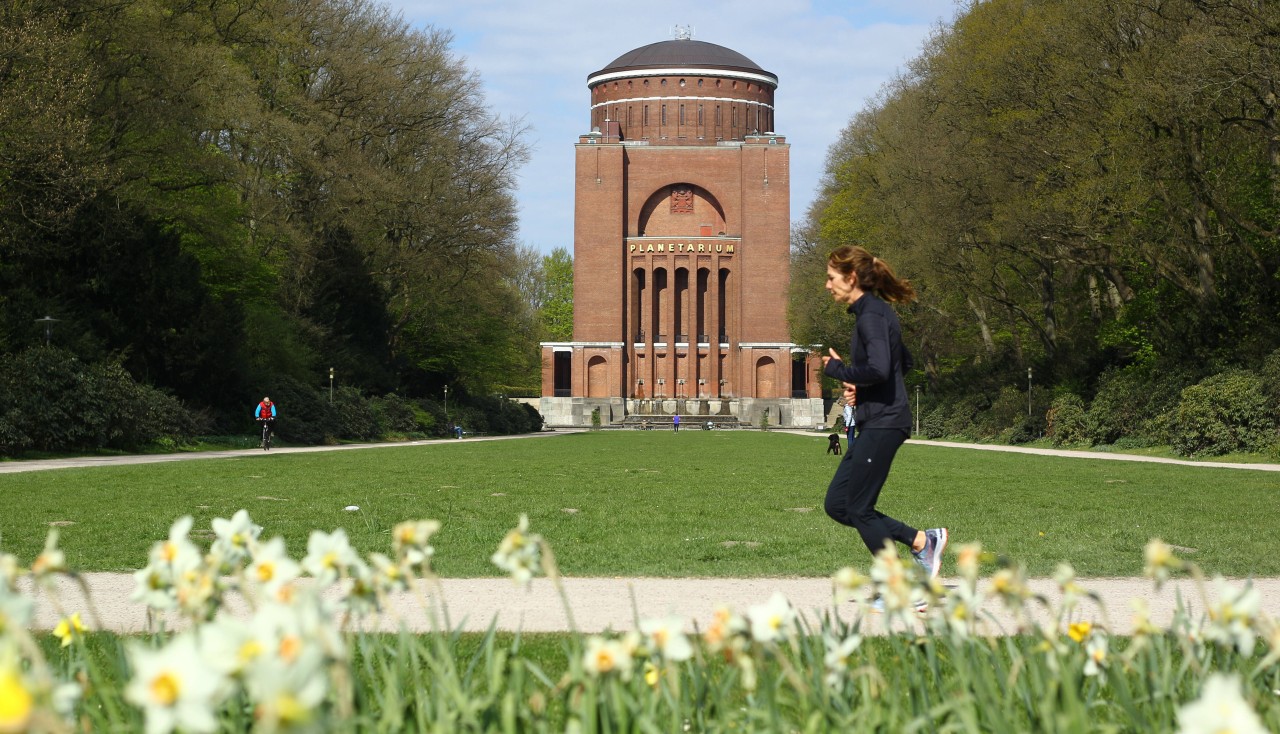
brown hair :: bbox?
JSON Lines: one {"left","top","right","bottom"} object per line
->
{"left": 827, "top": 246, "right": 916, "bottom": 304}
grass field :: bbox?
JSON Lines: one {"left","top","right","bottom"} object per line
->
{"left": 1, "top": 431, "right": 1275, "bottom": 577}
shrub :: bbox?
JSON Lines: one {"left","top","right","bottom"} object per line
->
{"left": 370, "top": 393, "right": 421, "bottom": 435}
{"left": 260, "top": 375, "right": 334, "bottom": 445}
{"left": 1046, "top": 394, "right": 1090, "bottom": 446}
{"left": 0, "top": 347, "right": 201, "bottom": 454}
{"left": 332, "top": 386, "right": 379, "bottom": 440}
{"left": 1168, "top": 369, "right": 1275, "bottom": 456}
{"left": 1086, "top": 366, "right": 1190, "bottom": 446}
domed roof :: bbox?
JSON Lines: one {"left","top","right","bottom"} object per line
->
{"left": 589, "top": 39, "right": 776, "bottom": 86}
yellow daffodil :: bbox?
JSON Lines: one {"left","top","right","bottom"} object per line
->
{"left": 53, "top": 612, "right": 85, "bottom": 647}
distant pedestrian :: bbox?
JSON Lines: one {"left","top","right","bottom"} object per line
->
{"left": 821, "top": 245, "right": 948, "bottom": 592}
{"left": 673, "top": 414, "right": 681, "bottom": 432}
{"left": 841, "top": 383, "right": 857, "bottom": 448}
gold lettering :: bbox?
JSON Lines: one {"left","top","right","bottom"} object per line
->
{"left": 727, "top": 245, "right": 734, "bottom": 253}
{"left": 716, "top": 244, "right": 723, "bottom": 253}
{"left": 698, "top": 244, "right": 705, "bottom": 252}
{"left": 629, "top": 244, "right": 636, "bottom": 252}
{"left": 646, "top": 244, "right": 655, "bottom": 253}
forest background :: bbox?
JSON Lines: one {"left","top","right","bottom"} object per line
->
{"left": 2, "top": 0, "right": 1278, "bottom": 457}
{"left": 791, "top": 0, "right": 1280, "bottom": 458}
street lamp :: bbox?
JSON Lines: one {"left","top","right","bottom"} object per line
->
{"left": 915, "top": 384, "right": 921, "bottom": 436}
{"left": 444, "top": 385, "right": 450, "bottom": 427}
{"left": 329, "top": 367, "right": 334, "bottom": 405}
{"left": 1027, "top": 367, "right": 1033, "bottom": 417}
{"left": 34, "top": 315, "right": 59, "bottom": 347}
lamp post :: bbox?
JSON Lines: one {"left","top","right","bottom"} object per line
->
{"left": 444, "top": 385, "right": 450, "bottom": 428}
{"left": 34, "top": 315, "right": 59, "bottom": 347}
{"left": 1027, "top": 367, "right": 1033, "bottom": 417}
{"left": 329, "top": 367, "right": 334, "bottom": 405}
{"left": 915, "top": 384, "right": 921, "bottom": 436}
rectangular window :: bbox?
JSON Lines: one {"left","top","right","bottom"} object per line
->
{"left": 679, "top": 104, "right": 685, "bottom": 125}
{"left": 661, "top": 104, "right": 667, "bottom": 125}
{"left": 698, "top": 105, "right": 703, "bottom": 126}
{"left": 644, "top": 105, "right": 649, "bottom": 126}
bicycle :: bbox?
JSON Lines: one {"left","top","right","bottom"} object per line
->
{"left": 259, "top": 419, "right": 274, "bottom": 451}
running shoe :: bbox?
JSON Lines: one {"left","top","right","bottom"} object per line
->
{"left": 911, "top": 528, "right": 949, "bottom": 580}
{"left": 868, "top": 596, "right": 929, "bottom": 614}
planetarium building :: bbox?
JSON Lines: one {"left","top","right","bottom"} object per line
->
{"left": 540, "top": 34, "right": 824, "bottom": 428}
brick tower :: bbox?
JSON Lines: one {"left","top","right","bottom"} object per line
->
{"left": 540, "top": 33, "right": 824, "bottom": 428}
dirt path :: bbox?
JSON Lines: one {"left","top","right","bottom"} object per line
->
{"left": 19, "top": 573, "right": 1280, "bottom": 636}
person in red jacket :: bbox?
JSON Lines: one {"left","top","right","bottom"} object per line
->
{"left": 254, "top": 396, "right": 277, "bottom": 446}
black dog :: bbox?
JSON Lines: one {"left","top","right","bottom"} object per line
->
{"left": 827, "top": 433, "right": 842, "bottom": 455}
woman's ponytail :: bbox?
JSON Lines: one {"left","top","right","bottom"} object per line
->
{"left": 828, "top": 246, "right": 916, "bottom": 304}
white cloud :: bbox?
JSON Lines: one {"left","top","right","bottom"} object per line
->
{"left": 390, "top": 0, "right": 961, "bottom": 251}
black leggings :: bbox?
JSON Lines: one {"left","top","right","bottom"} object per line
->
{"left": 824, "top": 428, "right": 917, "bottom": 555}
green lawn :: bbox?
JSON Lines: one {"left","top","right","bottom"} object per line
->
{"left": 1, "top": 431, "right": 1274, "bottom": 577}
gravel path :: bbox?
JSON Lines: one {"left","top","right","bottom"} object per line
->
{"left": 7, "top": 432, "right": 1278, "bottom": 635}
{"left": 19, "top": 573, "right": 1280, "bottom": 636}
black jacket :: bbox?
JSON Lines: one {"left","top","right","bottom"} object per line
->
{"left": 822, "top": 293, "right": 913, "bottom": 432}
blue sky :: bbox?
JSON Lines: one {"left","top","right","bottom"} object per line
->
{"left": 389, "top": 0, "right": 963, "bottom": 254}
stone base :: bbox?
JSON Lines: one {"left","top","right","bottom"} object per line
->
{"left": 539, "top": 396, "right": 826, "bottom": 429}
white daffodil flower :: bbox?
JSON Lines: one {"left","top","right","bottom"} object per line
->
{"left": 301, "top": 529, "right": 358, "bottom": 585}
{"left": 1176, "top": 674, "right": 1268, "bottom": 734}
{"left": 1204, "top": 576, "right": 1261, "bottom": 657}
{"left": 639, "top": 615, "right": 693, "bottom": 662}
{"left": 124, "top": 634, "right": 229, "bottom": 734}
{"left": 831, "top": 566, "right": 869, "bottom": 605}
{"left": 210, "top": 509, "right": 261, "bottom": 569}
{"left": 822, "top": 633, "right": 863, "bottom": 688}
{"left": 583, "top": 636, "right": 632, "bottom": 679}
{"left": 747, "top": 592, "right": 795, "bottom": 643}
{"left": 392, "top": 519, "right": 441, "bottom": 570}
{"left": 490, "top": 514, "right": 543, "bottom": 587}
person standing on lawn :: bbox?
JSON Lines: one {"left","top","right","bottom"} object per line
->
{"left": 821, "top": 245, "right": 948, "bottom": 581}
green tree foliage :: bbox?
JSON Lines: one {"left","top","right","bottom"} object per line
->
{"left": 795, "top": 0, "right": 1280, "bottom": 448}
{"left": 0, "top": 0, "right": 531, "bottom": 435}
{"left": 536, "top": 247, "right": 574, "bottom": 342}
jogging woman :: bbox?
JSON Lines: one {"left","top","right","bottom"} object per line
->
{"left": 821, "top": 246, "right": 947, "bottom": 580}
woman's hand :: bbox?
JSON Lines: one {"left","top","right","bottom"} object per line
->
{"left": 822, "top": 348, "right": 843, "bottom": 367}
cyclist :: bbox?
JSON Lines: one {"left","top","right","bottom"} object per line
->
{"left": 254, "top": 396, "right": 277, "bottom": 448}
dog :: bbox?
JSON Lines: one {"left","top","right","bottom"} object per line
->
{"left": 827, "top": 433, "right": 842, "bottom": 455}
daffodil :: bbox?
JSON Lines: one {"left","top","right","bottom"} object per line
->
{"left": 1083, "top": 631, "right": 1109, "bottom": 677}
{"left": 1175, "top": 674, "right": 1268, "bottom": 734}
{"left": 1067, "top": 621, "right": 1092, "bottom": 643}
{"left": 392, "top": 519, "right": 441, "bottom": 571}
{"left": 210, "top": 509, "right": 261, "bottom": 570}
{"left": 638, "top": 615, "right": 692, "bottom": 662}
{"left": 0, "top": 553, "right": 20, "bottom": 594}
{"left": 245, "top": 653, "right": 328, "bottom": 733}
{"left": 702, "top": 605, "right": 747, "bottom": 655}
{"left": 29, "top": 529, "right": 66, "bottom": 585}
{"left": 955, "top": 542, "right": 983, "bottom": 582}
{"left": 746, "top": 592, "right": 795, "bottom": 643}
{"left": 53, "top": 612, "right": 85, "bottom": 647}
{"left": 490, "top": 514, "right": 544, "bottom": 588}
{"left": 1204, "top": 576, "right": 1260, "bottom": 656}
{"left": 0, "top": 655, "right": 33, "bottom": 734}
{"left": 245, "top": 536, "right": 301, "bottom": 603}
{"left": 822, "top": 633, "right": 862, "bottom": 688}
{"left": 582, "top": 636, "right": 632, "bottom": 679}
{"left": 301, "top": 529, "right": 359, "bottom": 585}
{"left": 831, "top": 566, "right": 869, "bottom": 605}
{"left": 1144, "top": 539, "right": 1183, "bottom": 589}
{"left": 124, "top": 634, "right": 228, "bottom": 734}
